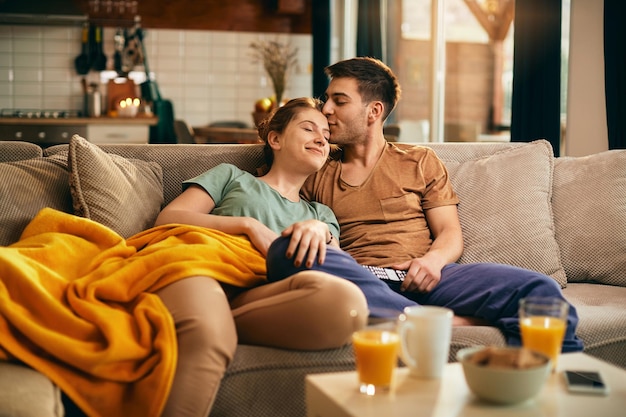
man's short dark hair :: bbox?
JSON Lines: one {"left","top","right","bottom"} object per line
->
{"left": 325, "top": 57, "right": 402, "bottom": 120}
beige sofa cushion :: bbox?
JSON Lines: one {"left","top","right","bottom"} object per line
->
{"left": 0, "top": 141, "right": 42, "bottom": 162}
{"left": 552, "top": 150, "right": 626, "bottom": 285}
{"left": 68, "top": 135, "right": 164, "bottom": 238}
{"left": 443, "top": 140, "right": 567, "bottom": 287}
{"left": 563, "top": 283, "right": 626, "bottom": 368}
{"left": 0, "top": 154, "right": 72, "bottom": 246}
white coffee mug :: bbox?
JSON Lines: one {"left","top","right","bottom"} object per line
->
{"left": 398, "top": 306, "right": 453, "bottom": 379}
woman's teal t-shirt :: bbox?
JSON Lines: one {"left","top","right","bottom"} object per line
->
{"left": 183, "top": 163, "right": 340, "bottom": 238}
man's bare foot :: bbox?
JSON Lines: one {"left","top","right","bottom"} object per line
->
{"left": 453, "top": 316, "right": 490, "bottom": 326}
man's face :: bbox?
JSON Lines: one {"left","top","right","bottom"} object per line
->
{"left": 322, "top": 77, "right": 369, "bottom": 146}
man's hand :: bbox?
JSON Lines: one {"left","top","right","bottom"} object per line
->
{"left": 281, "top": 219, "right": 331, "bottom": 268}
{"left": 394, "top": 205, "right": 463, "bottom": 293}
{"left": 392, "top": 253, "right": 446, "bottom": 293}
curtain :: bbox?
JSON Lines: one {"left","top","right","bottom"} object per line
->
{"left": 511, "top": 0, "right": 562, "bottom": 156}
{"left": 312, "top": 0, "right": 331, "bottom": 100}
{"left": 604, "top": 0, "right": 626, "bottom": 149}
{"left": 356, "top": 0, "right": 382, "bottom": 59}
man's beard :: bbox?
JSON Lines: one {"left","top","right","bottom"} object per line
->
{"left": 329, "top": 123, "right": 360, "bottom": 146}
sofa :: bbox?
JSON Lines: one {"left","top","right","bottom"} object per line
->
{"left": 0, "top": 136, "right": 625, "bottom": 417}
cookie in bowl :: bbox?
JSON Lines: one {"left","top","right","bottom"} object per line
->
{"left": 457, "top": 346, "right": 551, "bottom": 405}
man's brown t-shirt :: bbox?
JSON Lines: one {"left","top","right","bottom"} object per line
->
{"left": 301, "top": 142, "right": 459, "bottom": 267}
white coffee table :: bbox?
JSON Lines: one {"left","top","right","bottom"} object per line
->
{"left": 305, "top": 352, "right": 626, "bottom": 417}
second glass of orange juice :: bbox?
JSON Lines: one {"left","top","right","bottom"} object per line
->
{"left": 352, "top": 325, "right": 400, "bottom": 395}
{"left": 519, "top": 297, "right": 569, "bottom": 371}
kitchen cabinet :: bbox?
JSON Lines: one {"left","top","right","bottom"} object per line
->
{"left": 1, "top": 0, "right": 312, "bottom": 32}
{"left": 78, "top": 0, "right": 312, "bottom": 33}
{"left": 0, "top": 123, "right": 87, "bottom": 146}
{"left": 0, "top": 117, "right": 157, "bottom": 146}
{"left": 87, "top": 122, "right": 151, "bottom": 144}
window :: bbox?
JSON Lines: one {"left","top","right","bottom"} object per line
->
{"left": 394, "top": 0, "right": 514, "bottom": 142}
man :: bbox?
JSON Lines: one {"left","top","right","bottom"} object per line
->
{"left": 297, "top": 57, "right": 582, "bottom": 352}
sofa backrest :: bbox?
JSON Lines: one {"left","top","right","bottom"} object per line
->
{"left": 0, "top": 141, "right": 43, "bottom": 162}
{"left": 5, "top": 139, "right": 620, "bottom": 288}
{"left": 423, "top": 141, "right": 525, "bottom": 161}
{"left": 44, "top": 140, "right": 568, "bottom": 286}
{"left": 45, "top": 142, "right": 525, "bottom": 206}
{"left": 0, "top": 143, "right": 72, "bottom": 246}
{"left": 46, "top": 143, "right": 266, "bottom": 206}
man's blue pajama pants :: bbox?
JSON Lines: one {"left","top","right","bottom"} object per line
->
{"left": 266, "top": 236, "right": 583, "bottom": 352}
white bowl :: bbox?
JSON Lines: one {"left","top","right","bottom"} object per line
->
{"left": 457, "top": 346, "right": 551, "bottom": 405}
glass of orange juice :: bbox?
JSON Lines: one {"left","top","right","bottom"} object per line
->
{"left": 352, "top": 321, "right": 400, "bottom": 395}
{"left": 519, "top": 297, "right": 569, "bottom": 371}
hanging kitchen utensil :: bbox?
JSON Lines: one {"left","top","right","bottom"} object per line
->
{"left": 114, "top": 28, "right": 125, "bottom": 74}
{"left": 92, "top": 26, "right": 107, "bottom": 71}
{"left": 121, "top": 26, "right": 144, "bottom": 73}
{"left": 81, "top": 77, "right": 88, "bottom": 116}
{"left": 74, "top": 22, "right": 90, "bottom": 75}
{"left": 136, "top": 27, "right": 176, "bottom": 144}
{"left": 88, "top": 24, "right": 97, "bottom": 71}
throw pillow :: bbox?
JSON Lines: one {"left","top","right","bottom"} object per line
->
{"left": 68, "top": 134, "right": 164, "bottom": 238}
{"left": 0, "top": 154, "right": 72, "bottom": 246}
{"left": 442, "top": 140, "right": 567, "bottom": 288}
{"left": 552, "top": 150, "right": 626, "bottom": 286}
{"left": 0, "top": 141, "right": 43, "bottom": 162}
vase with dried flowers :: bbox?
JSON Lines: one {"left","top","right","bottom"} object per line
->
{"left": 250, "top": 39, "right": 298, "bottom": 117}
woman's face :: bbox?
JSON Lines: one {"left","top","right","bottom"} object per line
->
{"left": 275, "top": 107, "right": 330, "bottom": 173}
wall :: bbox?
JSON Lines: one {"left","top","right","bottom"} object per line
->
{"left": 396, "top": 38, "right": 493, "bottom": 135}
{"left": 565, "top": 0, "right": 608, "bottom": 156}
{"left": 0, "top": 25, "right": 312, "bottom": 128}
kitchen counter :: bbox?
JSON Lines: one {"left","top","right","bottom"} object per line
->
{"left": 0, "top": 116, "right": 158, "bottom": 146}
{"left": 0, "top": 116, "right": 158, "bottom": 126}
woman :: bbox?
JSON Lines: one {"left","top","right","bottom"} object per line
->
{"left": 152, "top": 98, "right": 371, "bottom": 417}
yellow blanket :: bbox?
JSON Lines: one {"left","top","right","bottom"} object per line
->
{"left": 0, "top": 208, "right": 266, "bottom": 417}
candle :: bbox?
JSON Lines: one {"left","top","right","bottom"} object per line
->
{"left": 117, "top": 97, "right": 140, "bottom": 117}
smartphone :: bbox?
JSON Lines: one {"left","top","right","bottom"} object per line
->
{"left": 563, "top": 370, "right": 609, "bottom": 395}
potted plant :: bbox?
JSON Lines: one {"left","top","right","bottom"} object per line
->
{"left": 250, "top": 39, "right": 298, "bottom": 125}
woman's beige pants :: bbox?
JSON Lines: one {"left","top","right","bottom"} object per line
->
{"left": 156, "top": 271, "right": 367, "bottom": 417}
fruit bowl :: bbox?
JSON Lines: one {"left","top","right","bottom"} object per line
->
{"left": 457, "top": 346, "right": 551, "bottom": 405}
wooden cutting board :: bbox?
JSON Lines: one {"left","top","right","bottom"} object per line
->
{"left": 107, "top": 78, "right": 138, "bottom": 115}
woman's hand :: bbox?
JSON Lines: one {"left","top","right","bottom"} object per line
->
{"left": 245, "top": 219, "right": 280, "bottom": 257}
{"left": 281, "top": 219, "right": 331, "bottom": 268}
{"left": 157, "top": 186, "right": 288, "bottom": 256}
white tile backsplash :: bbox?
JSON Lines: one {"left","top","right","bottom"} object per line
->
{"left": 42, "top": 96, "right": 74, "bottom": 110}
{"left": 0, "top": 38, "right": 13, "bottom": 54}
{"left": 43, "top": 38, "right": 76, "bottom": 55}
{"left": 14, "top": 81, "right": 43, "bottom": 96}
{"left": 43, "top": 68, "right": 74, "bottom": 83}
{"left": 0, "top": 81, "right": 13, "bottom": 96}
{"left": 184, "top": 31, "right": 212, "bottom": 45}
{"left": 0, "top": 25, "right": 312, "bottom": 128}
{"left": 43, "top": 81, "right": 75, "bottom": 96}
{"left": 13, "top": 53, "right": 42, "bottom": 68}
{"left": 13, "top": 95, "right": 42, "bottom": 108}
{"left": 11, "top": 26, "right": 42, "bottom": 39}
{"left": 183, "top": 57, "right": 211, "bottom": 73}
{"left": 13, "top": 38, "right": 42, "bottom": 54}
{"left": 13, "top": 68, "right": 41, "bottom": 82}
